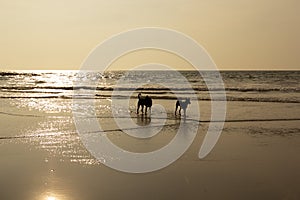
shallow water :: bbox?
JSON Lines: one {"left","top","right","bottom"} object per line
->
{"left": 1, "top": 70, "right": 299, "bottom": 102}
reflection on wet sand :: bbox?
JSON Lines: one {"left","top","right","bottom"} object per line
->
{"left": 135, "top": 114, "right": 151, "bottom": 126}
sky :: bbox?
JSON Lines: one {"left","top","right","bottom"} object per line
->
{"left": 0, "top": 0, "right": 299, "bottom": 70}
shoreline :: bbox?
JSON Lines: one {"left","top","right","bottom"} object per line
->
{"left": 0, "top": 98, "right": 299, "bottom": 199}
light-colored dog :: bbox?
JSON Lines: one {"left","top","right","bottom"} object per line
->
{"left": 175, "top": 98, "right": 191, "bottom": 116}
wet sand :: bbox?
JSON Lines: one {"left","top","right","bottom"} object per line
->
{"left": 0, "top": 99, "right": 300, "bottom": 200}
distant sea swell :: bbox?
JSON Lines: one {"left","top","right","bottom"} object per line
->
{"left": 0, "top": 70, "right": 299, "bottom": 103}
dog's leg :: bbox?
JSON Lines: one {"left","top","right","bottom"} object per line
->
{"left": 175, "top": 102, "right": 179, "bottom": 115}
{"left": 141, "top": 105, "right": 144, "bottom": 113}
{"left": 179, "top": 107, "right": 181, "bottom": 115}
{"left": 137, "top": 103, "right": 140, "bottom": 114}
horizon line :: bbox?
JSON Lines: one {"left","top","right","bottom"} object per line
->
{"left": 1, "top": 69, "right": 300, "bottom": 72}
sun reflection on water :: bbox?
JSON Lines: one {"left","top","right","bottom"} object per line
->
{"left": 46, "top": 196, "right": 56, "bottom": 200}
{"left": 40, "top": 192, "right": 59, "bottom": 200}
{"left": 40, "top": 191, "right": 69, "bottom": 200}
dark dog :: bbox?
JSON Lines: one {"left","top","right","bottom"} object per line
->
{"left": 137, "top": 93, "right": 152, "bottom": 114}
{"left": 175, "top": 98, "right": 191, "bottom": 116}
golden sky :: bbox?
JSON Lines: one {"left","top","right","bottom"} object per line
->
{"left": 0, "top": 0, "right": 299, "bottom": 70}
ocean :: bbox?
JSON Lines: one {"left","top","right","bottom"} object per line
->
{"left": 0, "top": 70, "right": 299, "bottom": 103}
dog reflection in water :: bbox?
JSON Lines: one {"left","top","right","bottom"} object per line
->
{"left": 136, "top": 114, "right": 151, "bottom": 126}
{"left": 136, "top": 93, "right": 152, "bottom": 114}
{"left": 175, "top": 98, "right": 191, "bottom": 117}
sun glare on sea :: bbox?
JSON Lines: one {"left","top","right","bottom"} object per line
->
{"left": 39, "top": 191, "right": 66, "bottom": 200}
{"left": 46, "top": 196, "right": 56, "bottom": 200}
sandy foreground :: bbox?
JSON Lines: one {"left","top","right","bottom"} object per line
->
{"left": 0, "top": 98, "right": 300, "bottom": 200}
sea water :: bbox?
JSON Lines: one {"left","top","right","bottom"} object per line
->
{"left": 1, "top": 70, "right": 299, "bottom": 103}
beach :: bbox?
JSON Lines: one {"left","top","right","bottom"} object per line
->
{"left": 1, "top": 94, "right": 300, "bottom": 199}
{"left": 1, "top": 0, "right": 299, "bottom": 198}
{"left": 0, "top": 71, "right": 300, "bottom": 200}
